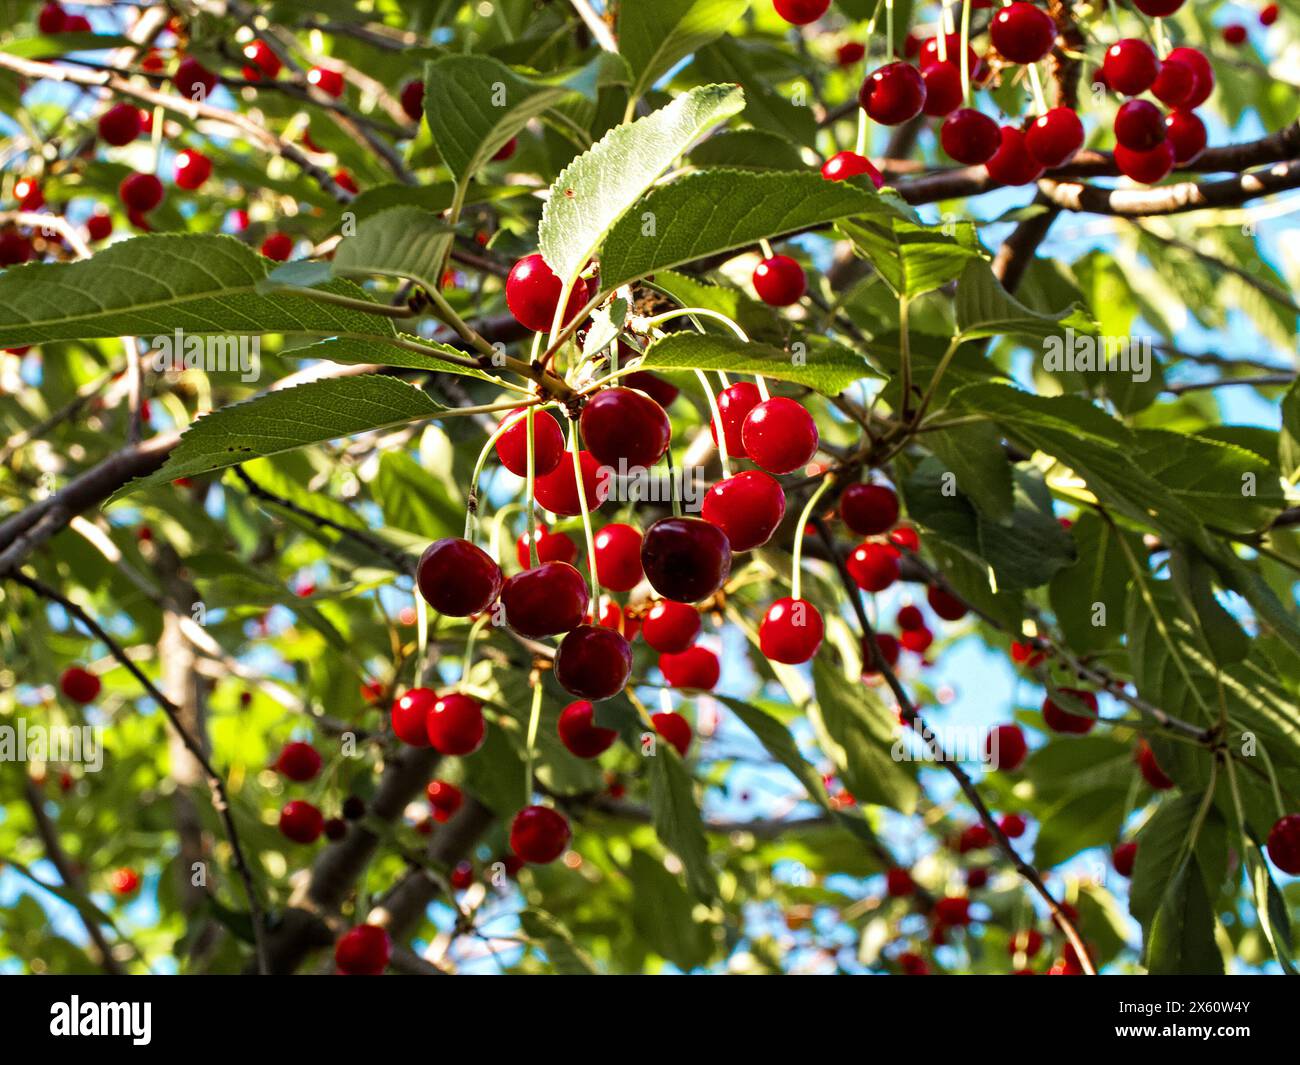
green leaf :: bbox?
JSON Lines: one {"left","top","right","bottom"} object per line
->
{"left": 1032, "top": 789, "right": 1128, "bottom": 868}
{"left": 647, "top": 271, "right": 784, "bottom": 343}
{"left": 619, "top": 0, "right": 751, "bottom": 104}
{"left": 638, "top": 330, "right": 873, "bottom": 395}
{"left": 1245, "top": 838, "right": 1298, "bottom": 975}
{"left": 113, "top": 376, "right": 442, "bottom": 498}
{"left": 714, "top": 696, "right": 832, "bottom": 809}
{"left": 601, "top": 168, "right": 884, "bottom": 291}
{"left": 687, "top": 128, "right": 807, "bottom": 171}
{"left": 955, "top": 259, "right": 1097, "bottom": 340}
{"left": 1281, "top": 378, "right": 1300, "bottom": 484}
{"left": 837, "top": 210, "right": 985, "bottom": 298}
{"left": 329, "top": 206, "right": 454, "bottom": 294}
{"left": 628, "top": 851, "right": 716, "bottom": 969}
{"left": 649, "top": 746, "right": 718, "bottom": 901}
{"left": 1146, "top": 861, "right": 1225, "bottom": 975}
{"left": 1048, "top": 512, "right": 1138, "bottom": 654}
{"left": 923, "top": 420, "right": 1014, "bottom": 524}
{"left": 1169, "top": 546, "right": 1251, "bottom": 667}
{"left": 539, "top": 83, "right": 745, "bottom": 287}
{"left": 282, "top": 335, "right": 503, "bottom": 385}
{"left": 0, "top": 235, "right": 397, "bottom": 349}
{"left": 518, "top": 909, "right": 599, "bottom": 974}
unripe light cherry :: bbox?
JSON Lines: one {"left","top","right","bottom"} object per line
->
{"left": 515, "top": 524, "right": 577, "bottom": 569}
{"left": 1102, "top": 39, "right": 1160, "bottom": 96}
{"left": 558, "top": 700, "right": 618, "bottom": 759}
{"left": 1025, "top": 106, "right": 1085, "bottom": 168}
{"left": 533, "top": 450, "right": 609, "bottom": 516}
{"left": 702, "top": 470, "right": 786, "bottom": 551}
{"left": 659, "top": 645, "right": 720, "bottom": 690}
{"left": 335, "top": 924, "right": 391, "bottom": 975}
{"left": 709, "top": 381, "right": 762, "bottom": 458}
{"left": 1042, "top": 688, "right": 1098, "bottom": 734}
{"left": 752, "top": 254, "right": 806, "bottom": 307}
{"left": 60, "top": 666, "right": 101, "bottom": 703}
{"left": 417, "top": 537, "right": 503, "bottom": 616}
{"left": 510, "top": 804, "right": 571, "bottom": 863}
{"left": 847, "top": 542, "right": 899, "bottom": 592}
{"left": 859, "top": 62, "right": 927, "bottom": 125}
{"left": 759, "top": 597, "right": 824, "bottom": 664}
{"left": 985, "top": 723, "right": 1028, "bottom": 772}
{"left": 392, "top": 687, "right": 435, "bottom": 747}
{"left": 941, "top": 108, "right": 1001, "bottom": 165}
{"left": 279, "top": 800, "right": 324, "bottom": 843}
{"left": 495, "top": 407, "right": 565, "bottom": 476}
{"left": 821, "top": 150, "right": 884, "bottom": 187}
{"left": 276, "top": 741, "right": 322, "bottom": 781}
{"left": 580, "top": 386, "right": 672, "bottom": 469}
{"left": 1266, "top": 814, "right": 1300, "bottom": 874}
{"left": 426, "top": 692, "right": 485, "bottom": 755}
{"left": 642, "top": 601, "right": 701, "bottom": 654}
{"left": 641, "top": 516, "right": 732, "bottom": 603}
{"left": 506, "top": 253, "right": 588, "bottom": 331}
{"left": 554, "top": 625, "right": 632, "bottom": 700}
{"left": 742, "top": 397, "right": 818, "bottom": 474}
{"left": 990, "top": 2, "right": 1057, "bottom": 64}
{"left": 501, "top": 561, "right": 589, "bottom": 637}
{"left": 593, "top": 522, "right": 644, "bottom": 592}
{"left": 841, "top": 482, "right": 899, "bottom": 536}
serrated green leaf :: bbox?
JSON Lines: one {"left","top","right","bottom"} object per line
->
{"left": 687, "top": 128, "right": 807, "bottom": 171}
{"left": 620, "top": 0, "right": 751, "bottom": 104}
{"left": 628, "top": 851, "right": 716, "bottom": 969}
{"left": 955, "top": 259, "right": 1097, "bottom": 341}
{"left": 1146, "top": 860, "right": 1225, "bottom": 975}
{"left": 282, "top": 335, "right": 504, "bottom": 384}
{"left": 1048, "top": 512, "right": 1137, "bottom": 654}
{"left": 332, "top": 206, "right": 455, "bottom": 294}
{"left": 519, "top": 909, "right": 599, "bottom": 974}
{"left": 638, "top": 330, "right": 873, "bottom": 395}
{"left": 649, "top": 746, "right": 717, "bottom": 901}
{"left": 1033, "top": 789, "right": 1128, "bottom": 868}
{"left": 837, "top": 211, "right": 985, "bottom": 298}
{"left": 923, "top": 420, "right": 1014, "bottom": 524}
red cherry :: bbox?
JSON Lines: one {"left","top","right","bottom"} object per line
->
{"left": 1114, "top": 140, "right": 1175, "bottom": 183}
{"left": 580, "top": 386, "right": 672, "bottom": 470}
{"left": 889, "top": 526, "right": 920, "bottom": 552}
{"left": 985, "top": 723, "right": 1028, "bottom": 771}
{"left": 450, "top": 860, "right": 474, "bottom": 890}
{"left": 773, "top": 0, "right": 830, "bottom": 25}
{"left": 333, "top": 169, "right": 358, "bottom": 195}
{"left": 279, "top": 800, "right": 324, "bottom": 843}
{"left": 759, "top": 597, "right": 824, "bottom": 664}
{"left": 417, "top": 537, "right": 503, "bottom": 616}
{"left": 990, "top": 2, "right": 1057, "bottom": 64}
{"left": 1261, "top": 4, "right": 1279, "bottom": 27}
{"left": 335, "top": 925, "right": 390, "bottom": 975}
{"left": 847, "top": 542, "right": 899, "bottom": 592}
{"left": 752, "top": 255, "right": 806, "bottom": 307}
{"left": 859, "top": 62, "right": 926, "bottom": 125}
{"left": 1000, "top": 813, "right": 1028, "bottom": 838}
{"left": 1266, "top": 814, "right": 1300, "bottom": 874}
{"left": 62, "top": 12, "right": 89, "bottom": 30}
{"left": 515, "top": 524, "right": 577, "bottom": 569}
{"left": 426, "top": 692, "right": 485, "bottom": 756}
{"left": 821, "top": 150, "right": 884, "bottom": 187}
{"left": 1166, "top": 47, "right": 1214, "bottom": 108}
{"left": 1042, "top": 688, "right": 1098, "bottom": 734}
{"left": 709, "top": 381, "right": 762, "bottom": 458}
{"left": 1151, "top": 56, "right": 1197, "bottom": 109}
{"left": 660, "top": 645, "right": 720, "bottom": 690}
{"left": 940, "top": 108, "right": 1001, "bottom": 165}
{"left": 702, "top": 470, "right": 786, "bottom": 552}
{"left": 742, "top": 397, "right": 818, "bottom": 474}
{"left": 325, "top": 816, "right": 347, "bottom": 839}
{"left": 400, "top": 79, "right": 423, "bottom": 122}
{"left": 592, "top": 523, "right": 644, "bottom": 592}
{"left": 985, "top": 126, "right": 1045, "bottom": 186}
{"left": 506, "top": 253, "right": 588, "bottom": 332}
{"left": 557, "top": 700, "right": 617, "bottom": 759}
{"left": 1134, "top": 0, "right": 1184, "bottom": 13}
{"left": 0, "top": 231, "right": 33, "bottom": 266}
{"left": 836, "top": 41, "right": 866, "bottom": 67}
{"left": 1113, "top": 841, "right": 1138, "bottom": 877}
{"left": 59, "top": 666, "right": 101, "bottom": 703}
{"left": 86, "top": 210, "right": 112, "bottom": 241}
{"left": 841, "top": 482, "right": 899, "bottom": 536}
{"left": 427, "top": 780, "right": 463, "bottom": 822}
{"left": 924, "top": 585, "right": 966, "bottom": 622}
{"left": 533, "top": 450, "right": 610, "bottom": 517}
{"left": 13, "top": 177, "right": 43, "bottom": 210}
{"left": 1102, "top": 39, "right": 1159, "bottom": 96}
{"left": 641, "top": 516, "right": 732, "bottom": 603}
{"left": 119, "top": 172, "right": 163, "bottom": 213}
{"left": 920, "top": 34, "right": 979, "bottom": 72}
{"left": 1136, "top": 740, "right": 1175, "bottom": 790}
{"left": 898, "top": 951, "right": 929, "bottom": 975}
{"left": 98, "top": 102, "right": 142, "bottom": 146}
{"left": 510, "top": 805, "right": 571, "bottom": 863}
{"left": 391, "top": 687, "right": 435, "bottom": 747}
{"left": 241, "top": 39, "right": 282, "bottom": 80}
{"left": 174, "top": 149, "right": 212, "bottom": 190}
{"left": 260, "top": 231, "right": 294, "bottom": 261}
{"left": 1025, "top": 106, "right": 1085, "bottom": 168}
{"left": 1010, "top": 640, "right": 1046, "bottom": 668}
{"left": 1165, "top": 110, "right": 1207, "bottom": 164}
{"left": 921, "top": 62, "right": 964, "bottom": 118}
{"left": 109, "top": 867, "right": 140, "bottom": 897}
{"left": 1222, "top": 23, "right": 1247, "bottom": 46}
{"left": 554, "top": 625, "right": 632, "bottom": 700}
{"left": 307, "top": 66, "right": 345, "bottom": 97}
{"left": 621, "top": 370, "right": 679, "bottom": 408}
{"left": 495, "top": 407, "right": 565, "bottom": 477}
{"left": 900, "top": 626, "right": 933, "bottom": 654}
{"left": 934, "top": 895, "right": 971, "bottom": 926}
{"left": 651, "top": 711, "right": 693, "bottom": 757}
{"left": 1114, "top": 99, "right": 1166, "bottom": 151}
{"left": 38, "top": 3, "right": 65, "bottom": 33}
{"left": 966, "top": 867, "right": 990, "bottom": 889}
{"left": 174, "top": 57, "right": 217, "bottom": 100}
{"left": 886, "top": 867, "right": 915, "bottom": 897}
{"left": 502, "top": 561, "right": 589, "bottom": 637}
{"left": 276, "top": 741, "right": 322, "bottom": 781}
{"left": 492, "top": 137, "right": 518, "bottom": 161}
{"left": 897, "top": 604, "right": 925, "bottom": 631}
{"left": 642, "top": 601, "right": 701, "bottom": 654}
{"left": 864, "top": 633, "right": 900, "bottom": 674}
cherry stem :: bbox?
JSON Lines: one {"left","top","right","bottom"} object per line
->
{"left": 694, "top": 369, "right": 732, "bottom": 479}
{"left": 759, "top": 237, "right": 775, "bottom": 260}
{"left": 465, "top": 398, "right": 545, "bottom": 540}
{"left": 897, "top": 294, "right": 912, "bottom": 422}
{"left": 523, "top": 675, "right": 543, "bottom": 798}
{"left": 960, "top": 0, "right": 972, "bottom": 106}
{"left": 568, "top": 419, "right": 601, "bottom": 604}
{"left": 791, "top": 474, "right": 834, "bottom": 602}
{"left": 855, "top": 107, "right": 869, "bottom": 156}
{"left": 885, "top": 0, "right": 894, "bottom": 59}
{"left": 664, "top": 442, "right": 683, "bottom": 518}
{"left": 1027, "top": 62, "right": 1048, "bottom": 117}
{"left": 526, "top": 332, "right": 544, "bottom": 567}
{"left": 461, "top": 613, "right": 490, "bottom": 683}
{"left": 938, "top": 0, "right": 950, "bottom": 62}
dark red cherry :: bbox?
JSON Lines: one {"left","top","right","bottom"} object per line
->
{"left": 1041, "top": 688, "right": 1098, "bottom": 734}
{"left": 889, "top": 526, "right": 920, "bottom": 552}
{"left": 1114, "top": 140, "right": 1175, "bottom": 183}
{"left": 276, "top": 741, "right": 322, "bottom": 781}
{"left": 450, "top": 860, "right": 475, "bottom": 889}
{"left": 98, "top": 102, "right": 142, "bottom": 146}
{"left": 862, "top": 632, "right": 900, "bottom": 674}
{"left": 593, "top": 522, "right": 644, "bottom": 592}
{"left": 922, "top": 61, "right": 964, "bottom": 118}
{"left": 1165, "top": 110, "right": 1207, "bottom": 164}
{"left": 940, "top": 107, "right": 1001, "bottom": 165}
{"left": 759, "top": 597, "right": 824, "bottom": 664}
{"left": 392, "top": 687, "right": 436, "bottom": 747}
{"left": 821, "top": 150, "right": 884, "bottom": 187}
{"left": 642, "top": 600, "right": 702, "bottom": 654}
{"left": 966, "top": 867, "right": 990, "bottom": 889}
{"left": 173, "top": 56, "right": 217, "bottom": 99}
{"left": 1000, "top": 813, "right": 1028, "bottom": 839}
{"left": 742, "top": 397, "right": 818, "bottom": 474}
{"left": 427, "top": 780, "right": 463, "bottom": 821}
{"left": 926, "top": 585, "right": 968, "bottom": 621}
{"left": 505, "top": 253, "right": 588, "bottom": 332}
{"left": 897, "top": 604, "right": 925, "bottom": 631}
{"left": 38, "top": 2, "right": 65, "bottom": 33}
{"left": 899, "top": 952, "right": 929, "bottom": 975}
{"left": 533, "top": 450, "right": 610, "bottom": 516}
{"left": 702, "top": 470, "right": 786, "bottom": 551}
{"left": 1134, "top": 0, "right": 1184, "bottom": 13}
{"left": 501, "top": 561, "right": 589, "bottom": 637}
{"left": 1102, "top": 39, "right": 1159, "bottom": 96}
{"left": 554, "top": 625, "right": 632, "bottom": 700}
{"left": 621, "top": 370, "right": 679, "bottom": 408}
{"left": 1166, "top": 47, "right": 1213, "bottom": 108}
{"left": 886, "top": 867, "right": 915, "bottom": 897}
{"left": 641, "top": 517, "right": 732, "bottom": 603}
{"left": 985, "top": 126, "right": 1046, "bottom": 185}
{"left": 174, "top": 149, "right": 212, "bottom": 190}
{"left": 557, "top": 700, "right": 618, "bottom": 759}
{"left": 1222, "top": 23, "right": 1247, "bottom": 45}
{"left": 59, "top": 666, "right": 101, "bottom": 703}
{"left": 515, "top": 524, "right": 578, "bottom": 569}
{"left": 1025, "top": 106, "right": 1085, "bottom": 168}
{"left": 659, "top": 645, "right": 720, "bottom": 690}
{"left": 580, "top": 386, "right": 671, "bottom": 469}
{"left": 651, "top": 711, "right": 693, "bottom": 757}
{"left": 400, "top": 79, "right": 423, "bottom": 121}
{"left": 1114, "top": 99, "right": 1166, "bottom": 151}
{"left": 847, "top": 542, "right": 899, "bottom": 592}
{"left": 841, "top": 482, "right": 899, "bottom": 536}
{"left": 495, "top": 407, "right": 565, "bottom": 477}
{"left": 119, "top": 171, "right": 163, "bottom": 212}
{"left": 990, "top": 2, "right": 1057, "bottom": 64}
{"left": 335, "top": 925, "right": 390, "bottom": 975}
{"left": 836, "top": 41, "right": 866, "bottom": 67}
{"left": 934, "top": 895, "right": 971, "bottom": 927}
{"left": 709, "top": 381, "right": 762, "bottom": 458}
{"left": 774, "top": 0, "right": 830, "bottom": 24}
{"left": 1113, "top": 841, "right": 1138, "bottom": 877}
{"left": 985, "top": 723, "right": 1028, "bottom": 771}
{"left": 1266, "top": 814, "right": 1300, "bottom": 874}
{"left": 859, "top": 62, "right": 926, "bottom": 125}
{"left": 1261, "top": 3, "right": 1280, "bottom": 26}
{"left": 279, "top": 800, "right": 324, "bottom": 843}
{"left": 1151, "top": 56, "right": 1197, "bottom": 109}
{"left": 417, "top": 537, "right": 503, "bottom": 616}
{"left": 426, "top": 692, "right": 485, "bottom": 755}
{"left": 1136, "top": 740, "right": 1175, "bottom": 790}
{"left": 509, "top": 805, "right": 571, "bottom": 863}
{"left": 752, "top": 255, "right": 806, "bottom": 307}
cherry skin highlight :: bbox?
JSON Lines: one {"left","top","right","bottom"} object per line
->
{"left": 990, "top": 2, "right": 1057, "bottom": 64}
{"left": 859, "top": 62, "right": 927, "bottom": 126}
{"left": 505, "top": 253, "right": 588, "bottom": 332}
{"left": 821, "top": 150, "right": 884, "bottom": 187}
{"left": 847, "top": 542, "right": 900, "bottom": 592}
{"left": 752, "top": 255, "right": 806, "bottom": 307}
{"left": 742, "top": 397, "right": 819, "bottom": 475}
{"left": 580, "top": 386, "right": 672, "bottom": 470}
{"left": 1102, "top": 39, "right": 1160, "bottom": 96}
{"left": 515, "top": 524, "right": 577, "bottom": 569}
{"left": 391, "top": 687, "right": 436, "bottom": 747}
{"left": 709, "top": 381, "right": 762, "bottom": 459}
{"left": 1025, "top": 106, "right": 1085, "bottom": 168}
{"left": 426, "top": 692, "right": 485, "bottom": 755}
{"left": 279, "top": 800, "right": 324, "bottom": 843}
{"left": 641, "top": 600, "right": 702, "bottom": 654}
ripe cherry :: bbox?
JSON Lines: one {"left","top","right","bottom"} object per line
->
{"left": 1266, "top": 814, "right": 1300, "bottom": 874}
{"left": 920, "top": 34, "right": 979, "bottom": 72}
{"left": 642, "top": 600, "right": 701, "bottom": 654}
{"left": 622, "top": 370, "right": 678, "bottom": 408}
{"left": 515, "top": 524, "right": 577, "bottom": 569}
{"left": 922, "top": 62, "right": 964, "bottom": 118}
{"left": 38, "top": 2, "right": 65, "bottom": 33}
{"left": 940, "top": 108, "right": 1001, "bottom": 165}
{"left": 742, "top": 397, "right": 818, "bottom": 474}
{"left": 889, "top": 526, "right": 920, "bottom": 552}
{"left": 417, "top": 537, "right": 503, "bottom": 616}
{"left": 1025, "top": 106, "right": 1085, "bottom": 168}
{"left": 333, "top": 169, "right": 358, "bottom": 194}
{"left": 450, "top": 860, "right": 474, "bottom": 890}
{"left": 557, "top": 700, "right": 617, "bottom": 759}
{"left": 900, "top": 625, "right": 933, "bottom": 653}
{"left": 62, "top": 12, "right": 89, "bottom": 30}
{"left": 307, "top": 65, "right": 345, "bottom": 97}
{"left": 260, "top": 231, "right": 294, "bottom": 261}
{"left": 1166, "top": 47, "right": 1214, "bottom": 108}
{"left": 554, "top": 625, "right": 632, "bottom": 700}
{"left": 174, "top": 149, "right": 212, "bottom": 190}
{"left": 847, "top": 542, "right": 900, "bottom": 592}
{"left": 109, "top": 867, "right": 141, "bottom": 897}
{"left": 752, "top": 255, "right": 806, "bottom": 307}
{"left": 98, "top": 102, "right": 141, "bottom": 146}
{"left": 86, "top": 211, "right": 112, "bottom": 242}
{"left": 506, "top": 253, "right": 588, "bottom": 332}
{"left": 926, "top": 585, "right": 967, "bottom": 621}
{"left": 1261, "top": 4, "right": 1279, "bottom": 27}
{"left": 958, "top": 823, "right": 992, "bottom": 853}
{"left": 759, "top": 597, "right": 824, "bottom": 664}
{"left": 427, "top": 780, "right": 463, "bottom": 822}
{"left": 934, "top": 895, "right": 971, "bottom": 927}
{"left": 641, "top": 516, "right": 732, "bottom": 603}
{"left": 859, "top": 62, "right": 926, "bottom": 125}
{"left": 426, "top": 692, "right": 485, "bottom": 755}
{"left": 174, "top": 57, "right": 217, "bottom": 100}
{"left": 898, "top": 951, "right": 929, "bottom": 975}
{"left": 495, "top": 406, "right": 565, "bottom": 477}
{"left": 1041, "top": 688, "right": 1098, "bottom": 734}
{"left": 836, "top": 41, "right": 866, "bottom": 67}
{"left": 590, "top": 523, "right": 642, "bottom": 592}
{"left": 279, "top": 800, "right": 324, "bottom": 843}
{"left": 510, "top": 805, "right": 571, "bottom": 863}
{"left": 241, "top": 39, "right": 282, "bottom": 81}
{"left": 492, "top": 137, "right": 518, "bottom": 162}
{"left": 1134, "top": 0, "right": 1184, "bottom": 13}
{"left": 886, "top": 867, "right": 915, "bottom": 897}
{"left": 580, "top": 386, "right": 672, "bottom": 470}
{"left": 773, "top": 0, "right": 830, "bottom": 25}
{"left": 821, "top": 150, "right": 884, "bottom": 187}
{"left": 1011, "top": 639, "right": 1046, "bottom": 668}
{"left": 985, "top": 723, "right": 1028, "bottom": 772}
{"left": 709, "top": 381, "right": 762, "bottom": 458}
{"left": 502, "top": 560, "right": 589, "bottom": 637}
{"left": 400, "top": 79, "right": 423, "bottom": 122}
{"left": 985, "top": 126, "right": 1045, "bottom": 186}
{"left": 324, "top": 817, "right": 347, "bottom": 841}
{"left": 1102, "top": 39, "right": 1159, "bottom": 96}
{"left": 276, "top": 741, "right": 322, "bottom": 781}
{"left": 841, "top": 482, "right": 899, "bottom": 536}
{"left": 966, "top": 867, "right": 990, "bottom": 889}
{"left": 119, "top": 172, "right": 163, "bottom": 213}
{"left": 1222, "top": 23, "right": 1247, "bottom": 46}
{"left": 651, "top": 711, "right": 693, "bottom": 757}
{"left": 1000, "top": 813, "right": 1028, "bottom": 839}
{"left": 897, "top": 605, "right": 925, "bottom": 631}
{"left": 864, "top": 633, "right": 900, "bottom": 675}
{"left": 533, "top": 450, "right": 610, "bottom": 516}
{"left": 990, "top": 2, "right": 1057, "bottom": 64}
{"left": 660, "top": 645, "right": 720, "bottom": 690}
{"left": 0, "top": 231, "right": 32, "bottom": 266}
{"left": 391, "top": 687, "right": 436, "bottom": 747}
{"left": 702, "top": 470, "right": 786, "bottom": 552}
{"left": 1114, "top": 140, "right": 1175, "bottom": 183}
{"left": 1114, "top": 99, "right": 1166, "bottom": 151}
{"left": 1136, "top": 740, "right": 1175, "bottom": 790}
{"left": 59, "top": 666, "right": 101, "bottom": 703}
{"left": 1166, "top": 110, "right": 1207, "bottom": 164}
{"left": 1113, "top": 841, "right": 1138, "bottom": 877}
{"left": 335, "top": 925, "right": 390, "bottom": 975}
{"left": 1151, "top": 56, "right": 1197, "bottom": 109}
